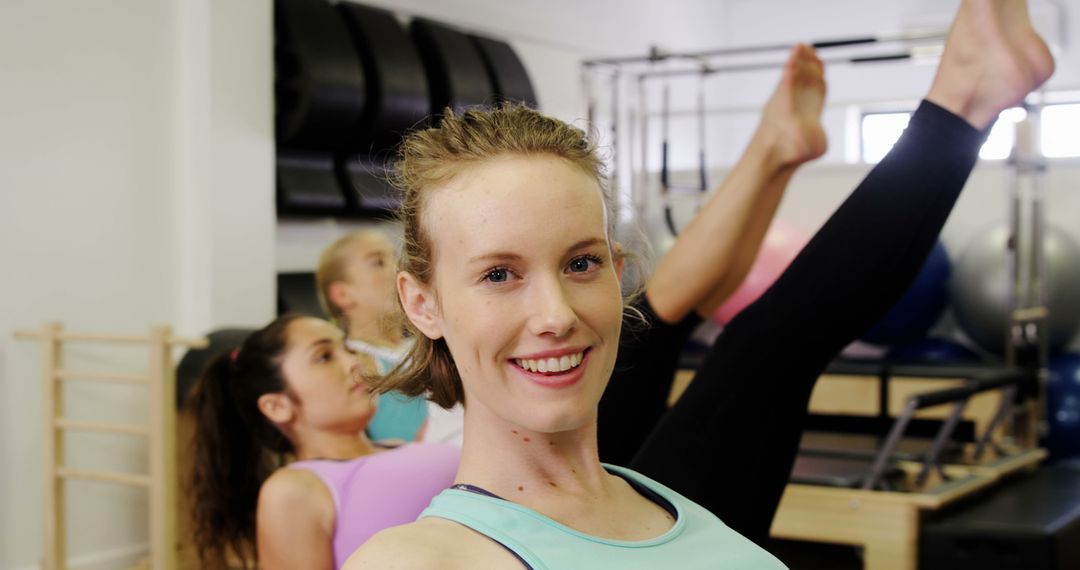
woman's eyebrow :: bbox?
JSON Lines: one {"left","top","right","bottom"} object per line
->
{"left": 565, "top": 237, "right": 606, "bottom": 252}
{"left": 467, "top": 251, "right": 523, "bottom": 265}
{"left": 467, "top": 238, "right": 607, "bottom": 265}
{"left": 306, "top": 338, "right": 335, "bottom": 354}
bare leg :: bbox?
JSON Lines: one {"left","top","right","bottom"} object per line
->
{"left": 695, "top": 44, "right": 827, "bottom": 317}
{"left": 927, "top": 0, "right": 1054, "bottom": 130}
{"left": 647, "top": 44, "right": 827, "bottom": 323}
{"left": 756, "top": 44, "right": 828, "bottom": 167}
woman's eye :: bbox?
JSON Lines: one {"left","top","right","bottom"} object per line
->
{"left": 485, "top": 268, "right": 510, "bottom": 283}
{"left": 568, "top": 255, "right": 601, "bottom": 273}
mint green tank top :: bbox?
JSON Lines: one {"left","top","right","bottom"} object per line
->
{"left": 346, "top": 338, "right": 428, "bottom": 442}
{"left": 419, "top": 464, "right": 788, "bottom": 569}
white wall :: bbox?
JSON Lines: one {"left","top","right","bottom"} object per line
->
{"left": 0, "top": 0, "right": 272, "bottom": 568}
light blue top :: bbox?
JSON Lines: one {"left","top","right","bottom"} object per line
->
{"left": 419, "top": 464, "right": 788, "bottom": 569}
{"left": 347, "top": 338, "right": 428, "bottom": 442}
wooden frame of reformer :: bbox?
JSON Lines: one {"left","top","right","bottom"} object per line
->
{"left": 671, "top": 366, "right": 1045, "bottom": 570}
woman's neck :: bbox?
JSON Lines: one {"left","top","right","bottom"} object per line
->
{"left": 293, "top": 428, "right": 378, "bottom": 461}
{"left": 454, "top": 405, "right": 678, "bottom": 542}
{"left": 454, "top": 406, "right": 612, "bottom": 501}
{"left": 345, "top": 315, "right": 403, "bottom": 348}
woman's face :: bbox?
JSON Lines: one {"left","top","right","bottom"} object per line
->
{"left": 340, "top": 232, "right": 399, "bottom": 320}
{"left": 414, "top": 155, "right": 623, "bottom": 434}
{"left": 278, "top": 317, "right": 379, "bottom": 432}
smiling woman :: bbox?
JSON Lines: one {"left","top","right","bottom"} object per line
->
{"left": 380, "top": 104, "right": 623, "bottom": 413}
{"left": 405, "top": 155, "right": 625, "bottom": 434}
{"left": 346, "top": 1, "right": 1054, "bottom": 567}
{"left": 357, "top": 104, "right": 789, "bottom": 568}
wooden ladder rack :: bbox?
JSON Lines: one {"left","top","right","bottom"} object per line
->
{"left": 15, "top": 323, "right": 207, "bottom": 570}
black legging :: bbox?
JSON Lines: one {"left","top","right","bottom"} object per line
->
{"left": 598, "top": 100, "right": 988, "bottom": 545}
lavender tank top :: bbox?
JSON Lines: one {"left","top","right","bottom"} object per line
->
{"left": 289, "top": 442, "right": 461, "bottom": 568}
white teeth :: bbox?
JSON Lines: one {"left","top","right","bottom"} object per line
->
{"left": 516, "top": 351, "right": 586, "bottom": 373}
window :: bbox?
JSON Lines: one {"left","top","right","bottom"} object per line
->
{"left": 860, "top": 112, "right": 910, "bottom": 164}
{"left": 978, "top": 107, "right": 1026, "bottom": 160}
{"left": 1042, "top": 103, "right": 1080, "bottom": 158}
{"left": 860, "top": 103, "right": 1080, "bottom": 163}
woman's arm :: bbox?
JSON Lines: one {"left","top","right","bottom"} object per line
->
{"left": 256, "top": 468, "right": 337, "bottom": 569}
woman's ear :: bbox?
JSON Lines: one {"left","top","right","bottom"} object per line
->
{"left": 257, "top": 392, "right": 295, "bottom": 425}
{"left": 398, "top": 272, "right": 443, "bottom": 339}
{"left": 327, "top": 281, "right": 352, "bottom": 312}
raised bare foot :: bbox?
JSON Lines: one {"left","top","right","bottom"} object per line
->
{"left": 754, "top": 43, "right": 828, "bottom": 170}
{"left": 927, "top": 0, "right": 1055, "bottom": 130}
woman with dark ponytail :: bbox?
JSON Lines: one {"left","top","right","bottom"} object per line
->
{"left": 187, "top": 314, "right": 459, "bottom": 569}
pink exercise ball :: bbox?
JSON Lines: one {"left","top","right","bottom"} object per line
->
{"left": 713, "top": 219, "right": 811, "bottom": 325}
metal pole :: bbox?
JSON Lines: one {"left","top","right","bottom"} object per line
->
{"left": 583, "top": 29, "right": 945, "bottom": 67}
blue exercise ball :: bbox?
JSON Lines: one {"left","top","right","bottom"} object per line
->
{"left": 1046, "top": 352, "right": 1080, "bottom": 461}
{"left": 886, "top": 337, "right": 982, "bottom": 364}
{"left": 949, "top": 223, "right": 1080, "bottom": 354}
{"left": 862, "top": 241, "right": 951, "bottom": 346}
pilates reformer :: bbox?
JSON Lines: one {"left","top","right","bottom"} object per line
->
{"left": 794, "top": 366, "right": 1034, "bottom": 486}
{"left": 670, "top": 362, "right": 1045, "bottom": 570}
{"left": 781, "top": 365, "right": 1043, "bottom": 570}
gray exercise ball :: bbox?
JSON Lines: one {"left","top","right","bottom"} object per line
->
{"left": 949, "top": 223, "right": 1080, "bottom": 354}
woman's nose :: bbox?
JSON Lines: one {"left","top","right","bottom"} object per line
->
{"left": 527, "top": 277, "right": 577, "bottom": 338}
{"left": 344, "top": 350, "right": 363, "bottom": 377}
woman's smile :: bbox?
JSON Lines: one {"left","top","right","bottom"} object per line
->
{"left": 509, "top": 346, "right": 592, "bottom": 388}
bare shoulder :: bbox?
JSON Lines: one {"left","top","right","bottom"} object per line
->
{"left": 257, "top": 467, "right": 334, "bottom": 528}
{"left": 342, "top": 519, "right": 455, "bottom": 570}
{"left": 344, "top": 517, "right": 519, "bottom": 570}
{"left": 256, "top": 467, "right": 336, "bottom": 567}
